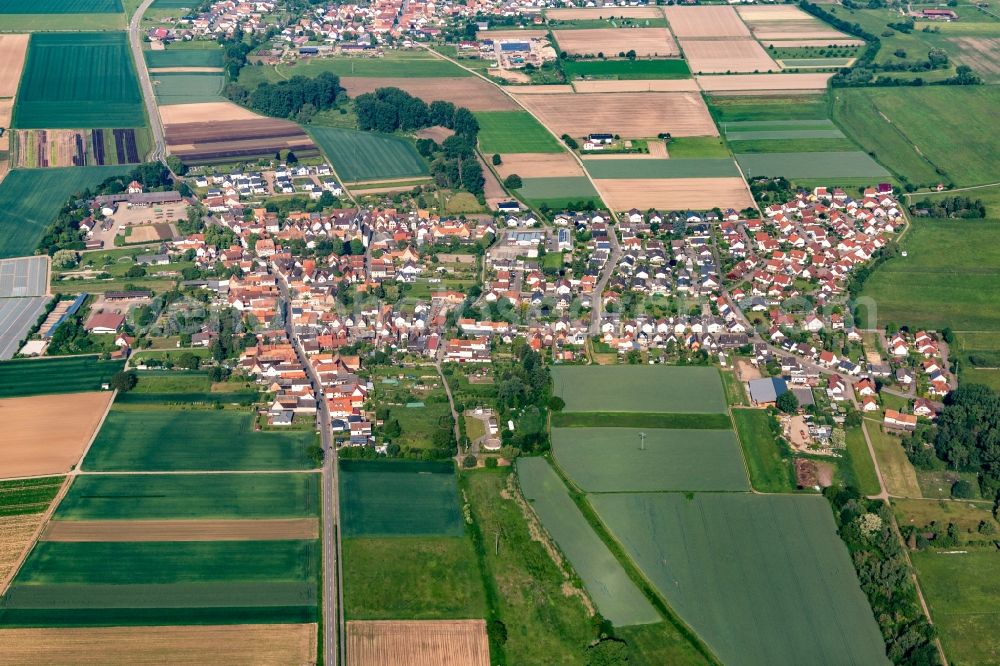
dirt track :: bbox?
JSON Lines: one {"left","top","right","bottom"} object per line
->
{"left": 0, "top": 392, "right": 113, "bottom": 479}
{"left": 338, "top": 77, "right": 518, "bottom": 111}
{"left": 41, "top": 518, "right": 320, "bottom": 542}
{"left": 347, "top": 620, "right": 489, "bottom": 666}
{"left": 0, "top": 34, "right": 29, "bottom": 97}
{"left": 0, "top": 624, "right": 317, "bottom": 665}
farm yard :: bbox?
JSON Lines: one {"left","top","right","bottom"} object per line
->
{"left": 0, "top": 357, "right": 124, "bottom": 398}
{"left": 347, "top": 620, "right": 490, "bottom": 666}
{"left": 337, "top": 77, "right": 518, "bottom": 111}
{"left": 164, "top": 113, "right": 319, "bottom": 166}
{"left": 14, "top": 33, "right": 144, "bottom": 129}
{"left": 594, "top": 177, "right": 754, "bottom": 212}
{"left": 309, "top": 127, "right": 428, "bottom": 183}
{"left": 552, "top": 365, "right": 728, "bottom": 413}
{"left": 590, "top": 493, "right": 887, "bottom": 666}
{"left": 473, "top": 111, "right": 563, "bottom": 154}
{"left": 552, "top": 28, "right": 679, "bottom": 58}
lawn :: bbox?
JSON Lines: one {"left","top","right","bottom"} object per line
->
{"left": 0, "top": 356, "right": 124, "bottom": 397}
{"left": 591, "top": 493, "right": 887, "bottom": 666}
{"left": 0, "top": 167, "right": 134, "bottom": 259}
{"left": 735, "top": 151, "right": 890, "bottom": 179}
{"left": 342, "top": 536, "right": 485, "bottom": 620}
{"left": 0, "top": 477, "right": 64, "bottom": 517}
{"left": 860, "top": 218, "right": 1000, "bottom": 332}
{"left": 151, "top": 72, "right": 224, "bottom": 104}
{"left": 54, "top": 473, "right": 319, "bottom": 520}
{"left": 833, "top": 86, "right": 1000, "bottom": 187}
{"left": 308, "top": 126, "right": 428, "bottom": 183}
{"left": 516, "top": 457, "right": 659, "bottom": 627}
{"left": 911, "top": 549, "right": 1000, "bottom": 666}
{"left": 552, "top": 427, "right": 748, "bottom": 492}
{"left": 144, "top": 46, "right": 224, "bottom": 69}
{"left": 583, "top": 158, "right": 738, "bottom": 178}
{"left": 551, "top": 411, "right": 731, "bottom": 429}
{"left": 14, "top": 32, "right": 145, "bottom": 129}
{"left": 865, "top": 420, "right": 921, "bottom": 498}
{"left": 474, "top": 111, "right": 563, "bottom": 154}
{"left": 339, "top": 460, "right": 464, "bottom": 537}
{"left": 82, "top": 408, "right": 318, "bottom": 471}
{"left": 846, "top": 426, "right": 882, "bottom": 496}
{"left": 562, "top": 58, "right": 690, "bottom": 80}
{"left": 731, "top": 408, "right": 794, "bottom": 493}
{"left": 552, "top": 365, "right": 727, "bottom": 413}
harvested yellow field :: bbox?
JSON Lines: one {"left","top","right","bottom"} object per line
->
{"left": 681, "top": 39, "right": 779, "bottom": 74}
{"left": 41, "top": 518, "right": 320, "bottom": 542}
{"left": 0, "top": 624, "right": 318, "bottom": 665}
{"left": 476, "top": 29, "right": 548, "bottom": 40}
{"left": 159, "top": 101, "right": 261, "bottom": 126}
{"left": 546, "top": 6, "right": 664, "bottom": 19}
{"left": 760, "top": 38, "right": 864, "bottom": 47}
{"left": 501, "top": 84, "right": 575, "bottom": 94}
{"left": 696, "top": 73, "right": 833, "bottom": 92}
{"left": 0, "top": 514, "right": 45, "bottom": 585}
{"left": 339, "top": 77, "right": 518, "bottom": 111}
{"left": 0, "top": 34, "right": 29, "bottom": 97}
{"left": 736, "top": 5, "right": 816, "bottom": 21}
{"left": 347, "top": 620, "right": 490, "bottom": 666}
{"left": 0, "top": 99, "right": 12, "bottom": 152}
{"left": 0, "top": 392, "right": 113, "bottom": 479}
{"left": 573, "top": 79, "right": 699, "bottom": 92}
{"left": 495, "top": 153, "right": 584, "bottom": 179}
{"left": 553, "top": 28, "right": 678, "bottom": 57}
{"left": 664, "top": 6, "right": 751, "bottom": 38}
{"left": 594, "top": 177, "right": 754, "bottom": 211}
{"left": 513, "top": 91, "right": 717, "bottom": 138}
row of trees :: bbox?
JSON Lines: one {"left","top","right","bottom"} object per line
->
{"left": 225, "top": 72, "right": 343, "bottom": 120}
{"left": 910, "top": 195, "right": 986, "bottom": 218}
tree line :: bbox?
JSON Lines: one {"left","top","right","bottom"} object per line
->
{"left": 225, "top": 72, "right": 343, "bottom": 120}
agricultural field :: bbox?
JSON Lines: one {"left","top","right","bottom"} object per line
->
{"left": 583, "top": 158, "right": 739, "bottom": 179}
{"left": 144, "top": 46, "right": 225, "bottom": 70}
{"left": 82, "top": 407, "right": 318, "bottom": 472}
{"left": 151, "top": 72, "right": 224, "bottom": 104}
{"left": 14, "top": 33, "right": 144, "bottom": 129}
{"left": 347, "top": 620, "right": 489, "bottom": 666}
{"left": 0, "top": 34, "right": 29, "bottom": 98}
{"left": 708, "top": 93, "right": 829, "bottom": 122}
{"left": 860, "top": 218, "right": 1000, "bottom": 331}
{"left": 595, "top": 176, "right": 754, "bottom": 211}
{"left": 736, "top": 4, "right": 855, "bottom": 42}
{"left": 552, "top": 28, "right": 679, "bottom": 58}
{"left": 339, "top": 460, "right": 463, "bottom": 537}
{"left": 0, "top": 356, "right": 124, "bottom": 397}
{"left": 494, "top": 152, "right": 583, "bottom": 179}
{"left": 164, "top": 112, "right": 319, "bottom": 167}
{"left": 309, "top": 127, "right": 428, "bottom": 183}
{"left": 865, "top": 421, "right": 921, "bottom": 498}
{"left": 14, "top": 128, "right": 147, "bottom": 168}
{"left": 237, "top": 52, "right": 469, "bottom": 85}
{"left": 0, "top": 167, "right": 133, "bottom": 258}
{"left": 474, "top": 111, "right": 563, "bottom": 154}
{"left": 680, "top": 39, "right": 779, "bottom": 74}
{"left": 562, "top": 58, "right": 690, "bottom": 80}
{"left": 663, "top": 5, "right": 751, "bottom": 38}
{"left": 695, "top": 73, "right": 833, "bottom": 92}
{"left": 572, "top": 79, "right": 699, "bottom": 92}
{"left": 516, "top": 457, "right": 659, "bottom": 627}
{"left": 0, "top": 477, "right": 64, "bottom": 584}
{"left": 0, "top": 0, "right": 122, "bottom": 11}
{"left": 735, "top": 151, "right": 889, "bottom": 179}
{"left": 552, "top": 427, "right": 749, "bottom": 492}
{"left": 590, "top": 493, "right": 887, "bottom": 666}
{"left": 552, "top": 365, "right": 728, "bottom": 413}
{"left": 0, "top": 296, "right": 48, "bottom": 360}
{"left": 833, "top": 86, "right": 1000, "bottom": 187}
{"left": 552, "top": 412, "right": 731, "bottom": 429}
{"left": 338, "top": 76, "right": 518, "bottom": 112}
{"left": 0, "top": 0, "right": 124, "bottom": 31}
{"left": 516, "top": 176, "right": 601, "bottom": 209}
{"left": 731, "top": 408, "right": 795, "bottom": 493}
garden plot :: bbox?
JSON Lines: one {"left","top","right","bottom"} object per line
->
{"left": 552, "top": 28, "right": 678, "bottom": 58}
{"left": 680, "top": 39, "right": 779, "bottom": 74}
{"left": 552, "top": 365, "right": 728, "bottom": 413}
{"left": 552, "top": 427, "right": 749, "bottom": 492}
{"left": 664, "top": 6, "right": 751, "bottom": 38}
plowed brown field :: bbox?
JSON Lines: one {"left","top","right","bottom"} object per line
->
{"left": 159, "top": 101, "right": 260, "bottom": 125}
{"left": 664, "top": 6, "right": 751, "bottom": 38}
{"left": 41, "top": 518, "right": 320, "bottom": 542}
{"left": 681, "top": 39, "right": 779, "bottom": 74}
{"left": 553, "top": 28, "right": 678, "bottom": 57}
{"left": 347, "top": 620, "right": 490, "bottom": 666}
{"left": 0, "top": 34, "right": 29, "bottom": 98}
{"left": 594, "top": 176, "right": 754, "bottom": 211}
{"left": 0, "top": 624, "right": 317, "bottom": 665}
{"left": 338, "top": 77, "right": 518, "bottom": 111}
{"left": 696, "top": 73, "right": 833, "bottom": 92}
{"left": 573, "top": 79, "right": 699, "bottom": 92}
{"left": 495, "top": 153, "right": 584, "bottom": 178}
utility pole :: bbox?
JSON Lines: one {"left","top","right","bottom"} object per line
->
{"left": 639, "top": 432, "right": 646, "bottom": 451}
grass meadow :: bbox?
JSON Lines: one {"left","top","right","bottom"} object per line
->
{"left": 552, "top": 365, "right": 727, "bottom": 413}
{"left": 590, "top": 493, "right": 887, "bottom": 666}
{"left": 474, "top": 111, "right": 564, "bottom": 154}
{"left": 562, "top": 58, "right": 690, "bottom": 80}
{"left": 237, "top": 52, "right": 469, "bottom": 86}
{"left": 308, "top": 127, "right": 428, "bottom": 183}
{"left": 864, "top": 420, "right": 921, "bottom": 498}
{"left": 551, "top": 411, "right": 731, "bottom": 429}
{"left": 731, "top": 408, "right": 795, "bottom": 493}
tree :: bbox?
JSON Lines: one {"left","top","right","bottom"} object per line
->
{"left": 349, "top": 238, "right": 365, "bottom": 256}
{"left": 504, "top": 174, "right": 523, "bottom": 189}
{"left": 548, "top": 395, "right": 566, "bottom": 412}
{"left": 383, "top": 419, "right": 402, "bottom": 438}
{"left": 491, "top": 153, "right": 502, "bottom": 166}
{"left": 463, "top": 454, "right": 477, "bottom": 468}
{"left": 585, "top": 638, "right": 629, "bottom": 666}
{"left": 776, "top": 390, "right": 799, "bottom": 414}
{"left": 110, "top": 371, "right": 137, "bottom": 393}
{"left": 176, "top": 352, "right": 201, "bottom": 370}
{"left": 52, "top": 249, "right": 78, "bottom": 269}
{"left": 951, "top": 479, "right": 975, "bottom": 499}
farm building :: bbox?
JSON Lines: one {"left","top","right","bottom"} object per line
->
{"left": 84, "top": 312, "right": 125, "bottom": 334}
{"left": 748, "top": 377, "right": 789, "bottom": 406}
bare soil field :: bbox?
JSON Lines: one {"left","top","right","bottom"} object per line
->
{"left": 0, "top": 392, "right": 113, "bottom": 479}
{"left": 476, "top": 29, "right": 549, "bottom": 40}
{"left": 41, "top": 518, "right": 320, "bottom": 542}
{"left": 547, "top": 6, "right": 664, "bottom": 19}
{"left": 664, "top": 6, "right": 751, "bottom": 38}
{"left": 501, "top": 84, "right": 575, "bottom": 94}
{"left": 347, "top": 620, "right": 490, "bottom": 666}
{"left": 0, "top": 625, "right": 318, "bottom": 665}
{"left": 414, "top": 125, "right": 454, "bottom": 142}
{"left": 736, "top": 5, "right": 816, "bottom": 21}
{"left": 594, "top": 176, "right": 754, "bottom": 211}
{"left": 495, "top": 153, "right": 584, "bottom": 178}
{"left": 696, "top": 73, "right": 833, "bottom": 92}
{"left": 0, "top": 514, "right": 45, "bottom": 585}
{"left": 165, "top": 118, "right": 318, "bottom": 164}
{"left": 128, "top": 223, "right": 175, "bottom": 243}
{"left": 553, "top": 28, "right": 678, "bottom": 58}
{"left": 338, "top": 77, "right": 518, "bottom": 112}
{"left": 680, "top": 39, "right": 779, "bottom": 74}
{"left": 159, "top": 101, "right": 261, "bottom": 125}
{"left": 513, "top": 91, "right": 717, "bottom": 137}
{"left": 573, "top": 79, "right": 699, "bottom": 92}
{"left": 0, "top": 34, "right": 29, "bottom": 98}
{"left": 760, "top": 39, "right": 864, "bottom": 47}
{"left": 148, "top": 67, "right": 225, "bottom": 74}
{"left": 946, "top": 37, "right": 1000, "bottom": 79}
{"left": 489, "top": 68, "right": 531, "bottom": 83}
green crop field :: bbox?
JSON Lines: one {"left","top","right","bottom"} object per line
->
{"left": 145, "top": 46, "right": 224, "bottom": 69}
{"left": 731, "top": 408, "right": 794, "bottom": 493}
{"left": 860, "top": 218, "right": 1000, "bottom": 332}
{"left": 0, "top": 167, "right": 134, "bottom": 259}
{"left": 342, "top": 536, "right": 485, "bottom": 620}
{"left": 0, "top": 356, "right": 124, "bottom": 397}
{"left": 517, "top": 177, "right": 600, "bottom": 207}
{"left": 562, "top": 58, "right": 690, "bottom": 80}
{"left": 516, "top": 457, "right": 659, "bottom": 627}
{"left": 82, "top": 408, "right": 317, "bottom": 472}
{"left": 151, "top": 0, "right": 201, "bottom": 6}
{"left": 583, "top": 158, "right": 738, "bottom": 179}
{"left": 0, "top": 478, "right": 64, "bottom": 517}
{"left": 727, "top": 137, "right": 857, "bottom": 154}
{"left": 552, "top": 365, "right": 727, "bottom": 413}
{"left": 736, "top": 151, "right": 890, "bottom": 179}
{"left": 725, "top": 128, "right": 845, "bottom": 141}
{"left": 0, "top": 13, "right": 125, "bottom": 30}
{"left": 54, "top": 473, "right": 318, "bottom": 520}
{"left": 151, "top": 72, "right": 224, "bottom": 104}
{"left": 116, "top": 391, "right": 258, "bottom": 405}
{"left": 14, "top": 33, "right": 145, "bottom": 129}
{"left": 339, "top": 460, "right": 463, "bottom": 537}
{"left": 309, "top": 127, "right": 428, "bottom": 183}
{"left": 552, "top": 427, "right": 748, "bottom": 492}
{"left": 0, "top": 0, "right": 122, "bottom": 10}
{"left": 474, "top": 111, "right": 563, "bottom": 154}
{"left": 591, "top": 493, "right": 887, "bottom": 666}
{"left": 912, "top": 549, "right": 1000, "bottom": 665}
{"left": 551, "top": 411, "right": 731, "bottom": 429}
{"left": 780, "top": 57, "right": 854, "bottom": 67}
{"left": 833, "top": 86, "right": 1000, "bottom": 187}
{"left": 708, "top": 94, "right": 828, "bottom": 123}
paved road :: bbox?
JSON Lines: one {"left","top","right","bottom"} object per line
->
{"left": 129, "top": 0, "right": 171, "bottom": 170}
{"left": 277, "top": 271, "right": 343, "bottom": 666}
{"left": 589, "top": 224, "right": 622, "bottom": 337}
